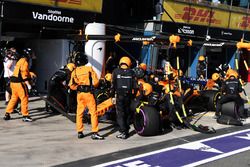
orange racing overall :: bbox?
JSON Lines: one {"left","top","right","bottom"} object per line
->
{"left": 69, "top": 65, "right": 99, "bottom": 133}
{"left": 6, "top": 58, "right": 31, "bottom": 116}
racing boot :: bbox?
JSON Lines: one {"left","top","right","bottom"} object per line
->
{"left": 116, "top": 132, "right": 129, "bottom": 139}
{"left": 3, "top": 113, "right": 11, "bottom": 120}
{"left": 240, "top": 109, "right": 249, "bottom": 119}
{"left": 91, "top": 133, "right": 104, "bottom": 140}
{"left": 78, "top": 132, "right": 84, "bottom": 139}
{"left": 22, "top": 116, "right": 32, "bottom": 122}
{"left": 213, "top": 111, "right": 221, "bottom": 119}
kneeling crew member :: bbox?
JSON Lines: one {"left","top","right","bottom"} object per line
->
{"left": 112, "top": 56, "right": 137, "bottom": 139}
{"left": 4, "top": 48, "right": 33, "bottom": 122}
{"left": 215, "top": 69, "right": 245, "bottom": 118}
{"left": 68, "top": 53, "right": 104, "bottom": 140}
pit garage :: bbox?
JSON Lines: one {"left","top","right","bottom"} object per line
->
{"left": 0, "top": 0, "right": 100, "bottom": 92}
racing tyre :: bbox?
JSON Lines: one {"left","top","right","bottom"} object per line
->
{"left": 133, "top": 105, "right": 160, "bottom": 136}
{"left": 201, "top": 90, "right": 221, "bottom": 111}
{"left": 221, "top": 101, "right": 238, "bottom": 118}
{"left": 94, "top": 90, "right": 110, "bottom": 105}
{"left": 218, "top": 101, "right": 243, "bottom": 126}
{"left": 130, "top": 98, "right": 140, "bottom": 112}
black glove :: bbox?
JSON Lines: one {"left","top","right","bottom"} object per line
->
{"left": 109, "top": 88, "right": 115, "bottom": 97}
{"left": 28, "top": 88, "right": 38, "bottom": 96}
{"left": 31, "top": 89, "right": 38, "bottom": 96}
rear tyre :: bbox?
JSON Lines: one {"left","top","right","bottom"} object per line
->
{"left": 133, "top": 105, "right": 160, "bottom": 136}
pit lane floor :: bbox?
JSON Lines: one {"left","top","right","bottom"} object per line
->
{"left": 0, "top": 84, "right": 249, "bottom": 167}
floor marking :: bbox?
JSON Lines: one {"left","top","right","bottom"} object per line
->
{"left": 183, "top": 146, "right": 250, "bottom": 167}
{"left": 94, "top": 129, "right": 250, "bottom": 167}
{"left": 235, "top": 133, "right": 250, "bottom": 140}
{"left": 179, "top": 142, "right": 224, "bottom": 154}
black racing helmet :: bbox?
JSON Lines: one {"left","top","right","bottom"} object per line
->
{"left": 133, "top": 67, "right": 145, "bottom": 79}
{"left": 222, "top": 63, "right": 229, "bottom": 72}
{"left": 23, "top": 48, "right": 33, "bottom": 59}
{"left": 75, "top": 52, "right": 88, "bottom": 66}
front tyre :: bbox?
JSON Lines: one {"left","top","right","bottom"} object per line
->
{"left": 201, "top": 90, "right": 221, "bottom": 111}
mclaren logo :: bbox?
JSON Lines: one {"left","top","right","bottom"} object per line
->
{"left": 32, "top": 9, "right": 74, "bottom": 23}
{"left": 203, "top": 42, "right": 225, "bottom": 47}
{"left": 132, "top": 36, "right": 156, "bottom": 41}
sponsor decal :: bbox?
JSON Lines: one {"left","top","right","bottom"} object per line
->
{"left": 176, "top": 7, "right": 221, "bottom": 24}
{"left": 221, "top": 30, "right": 232, "bottom": 36}
{"left": 16, "top": 0, "right": 103, "bottom": 13}
{"left": 161, "top": 22, "right": 208, "bottom": 37}
{"left": 51, "top": 0, "right": 81, "bottom": 5}
{"left": 32, "top": 9, "right": 74, "bottom": 23}
{"left": 178, "top": 26, "right": 195, "bottom": 35}
{"left": 239, "top": 16, "right": 250, "bottom": 29}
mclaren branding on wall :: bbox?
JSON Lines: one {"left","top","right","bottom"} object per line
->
{"left": 132, "top": 36, "right": 156, "bottom": 41}
{"left": 162, "top": 0, "right": 250, "bottom": 31}
{"left": 15, "top": 0, "right": 103, "bottom": 13}
{"left": 203, "top": 42, "right": 225, "bottom": 47}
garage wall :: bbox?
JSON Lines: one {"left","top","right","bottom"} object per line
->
{"left": 27, "top": 39, "right": 69, "bottom": 92}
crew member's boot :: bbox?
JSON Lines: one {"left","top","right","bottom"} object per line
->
{"left": 3, "top": 113, "right": 11, "bottom": 120}
{"left": 91, "top": 133, "right": 104, "bottom": 140}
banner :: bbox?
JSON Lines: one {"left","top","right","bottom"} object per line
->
{"left": 162, "top": 1, "right": 246, "bottom": 31}
{"left": 15, "top": 0, "right": 103, "bottom": 13}
{"left": 162, "top": 22, "right": 207, "bottom": 37}
{"left": 208, "top": 27, "right": 244, "bottom": 41}
{"left": 229, "top": 13, "right": 249, "bottom": 30}
{"left": 212, "top": 10, "right": 229, "bottom": 28}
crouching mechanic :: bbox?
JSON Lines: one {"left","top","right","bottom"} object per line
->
{"left": 215, "top": 69, "right": 246, "bottom": 119}
{"left": 112, "top": 56, "right": 137, "bottom": 139}
{"left": 68, "top": 52, "right": 104, "bottom": 140}
{"left": 4, "top": 48, "right": 33, "bottom": 122}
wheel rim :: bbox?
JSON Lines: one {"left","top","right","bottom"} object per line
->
{"left": 213, "top": 92, "right": 221, "bottom": 110}
{"left": 134, "top": 109, "right": 146, "bottom": 134}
